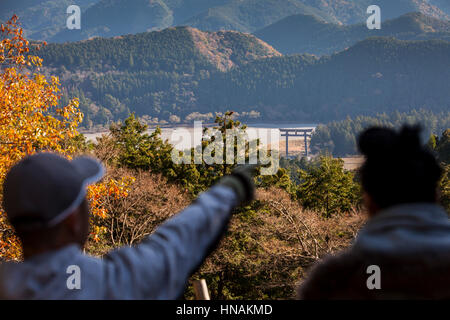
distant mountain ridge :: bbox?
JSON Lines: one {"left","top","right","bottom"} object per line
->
{"left": 255, "top": 12, "right": 450, "bottom": 55}
{"left": 1, "top": 0, "right": 449, "bottom": 42}
{"left": 182, "top": 0, "right": 338, "bottom": 33}
{"left": 322, "top": 0, "right": 449, "bottom": 23}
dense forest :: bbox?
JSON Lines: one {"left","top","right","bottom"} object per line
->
{"left": 310, "top": 110, "right": 450, "bottom": 157}
{"left": 36, "top": 31, "right": 450, "bottom": 128}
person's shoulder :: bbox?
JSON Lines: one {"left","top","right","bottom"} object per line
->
{"left": 297, "top": 250, "right": 365, "bottom": 299}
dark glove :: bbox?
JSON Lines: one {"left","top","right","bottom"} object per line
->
{"left": 216, "top": 165, "right": 256, "bottom": 204}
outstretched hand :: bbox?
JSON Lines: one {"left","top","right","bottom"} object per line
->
{"left": 216, "top": 164, "right": 258, "bottom": 204}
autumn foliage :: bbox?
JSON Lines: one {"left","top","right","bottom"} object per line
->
{"left": 0, "top": 16, "right": 82, "bottom": 169}
{"left": 86, "top": 176, "right": 136, "bottom": 243}
{"left": 0, "top": 16, "right": 131, "bottom": 260}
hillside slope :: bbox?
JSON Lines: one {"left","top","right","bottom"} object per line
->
{"left": 188, "top": 28, "right": 281, "bottom": 71}
{"left": 430, "top": 0, "right": 450, "bottom": 15}
{"left": 39, "top": 27, "right": 280, "bottom": 72}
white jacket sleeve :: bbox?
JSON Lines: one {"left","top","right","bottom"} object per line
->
{"left": 101, "top": 185, "right": 238, "bottom": 299}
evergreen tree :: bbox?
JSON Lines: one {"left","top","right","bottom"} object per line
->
{"left": 297, "top": 155, "right": 360, "bottom": 218}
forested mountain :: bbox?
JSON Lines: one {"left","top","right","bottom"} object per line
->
{"left": 35, "top": 28, "right": 450, "bottom": 128}
{"left": 255, "top": 12, "right": 450, "bottom": 55}
{"left": 39, "top": 26, "right": 280, "bottom": 72}
{"left": 198, "top": 37, "right": 450, "bottom": 122}
{"left": 2, "top": 0, "right": 449, "bottom": 42}
{"left": 36, "top": 27, "right": 281, "bottom": 126}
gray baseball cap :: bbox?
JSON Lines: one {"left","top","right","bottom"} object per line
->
{"left": 2, "top": 152, "right": 104, "bottom": 229}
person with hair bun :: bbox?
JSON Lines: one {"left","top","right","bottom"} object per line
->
{"left": 298, "top": 125, "right": 450, "bottom": 300}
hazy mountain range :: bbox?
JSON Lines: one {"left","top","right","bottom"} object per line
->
{"left": 2, "top": 1, "right": 450, "bottom": 127}
{"left": 1, "top": 0, "right": 450, "bottom": 42}
{"left": 255, "top": 12, "right": 450, "bottom": 55}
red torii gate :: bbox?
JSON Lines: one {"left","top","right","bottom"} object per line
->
{"left": 280, "top": 128, "right": 314, "bottom": 158}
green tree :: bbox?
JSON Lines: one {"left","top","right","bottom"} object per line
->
{"left": 107, "top": 113, "right": 202, "bottom": 192}
{"left": 436, "top": 129, "right": 450, "bottom": 164}
{"left": 435, "top": 129, "right": 450, "bottom": 213}
{"left": 104, "top": 112, "right": 293, "bottom": 195}
{"left": 428, "top": 133, "right": 438, "bottom": 150}
{"left": 440, "top": 165, "right": 450, "bottom": 213}
{"left": 129, "top": 53, "right": 134, "bottom": 68}
{"left": 297, "top": 155, "right": 360, "bottom": 218}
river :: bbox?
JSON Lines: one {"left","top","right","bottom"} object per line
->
{"left": 83, "top": 123, "right": 317, "bottom": 150}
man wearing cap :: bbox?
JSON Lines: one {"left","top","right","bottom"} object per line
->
{"left": 0, "top": 152, "right": 255, "bottom": 299}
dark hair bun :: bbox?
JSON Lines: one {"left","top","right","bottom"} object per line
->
{"left": 357, "top": 124, "right": 442, "bottom": 209}
{"left": 397, "top": 125, "right": 422, "bottom": 154}
{"left": 358, "top": 127, "right": 397, "bottom": 157}
{"left": 358, "top": 125, "right": 422, "bottom": 157}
